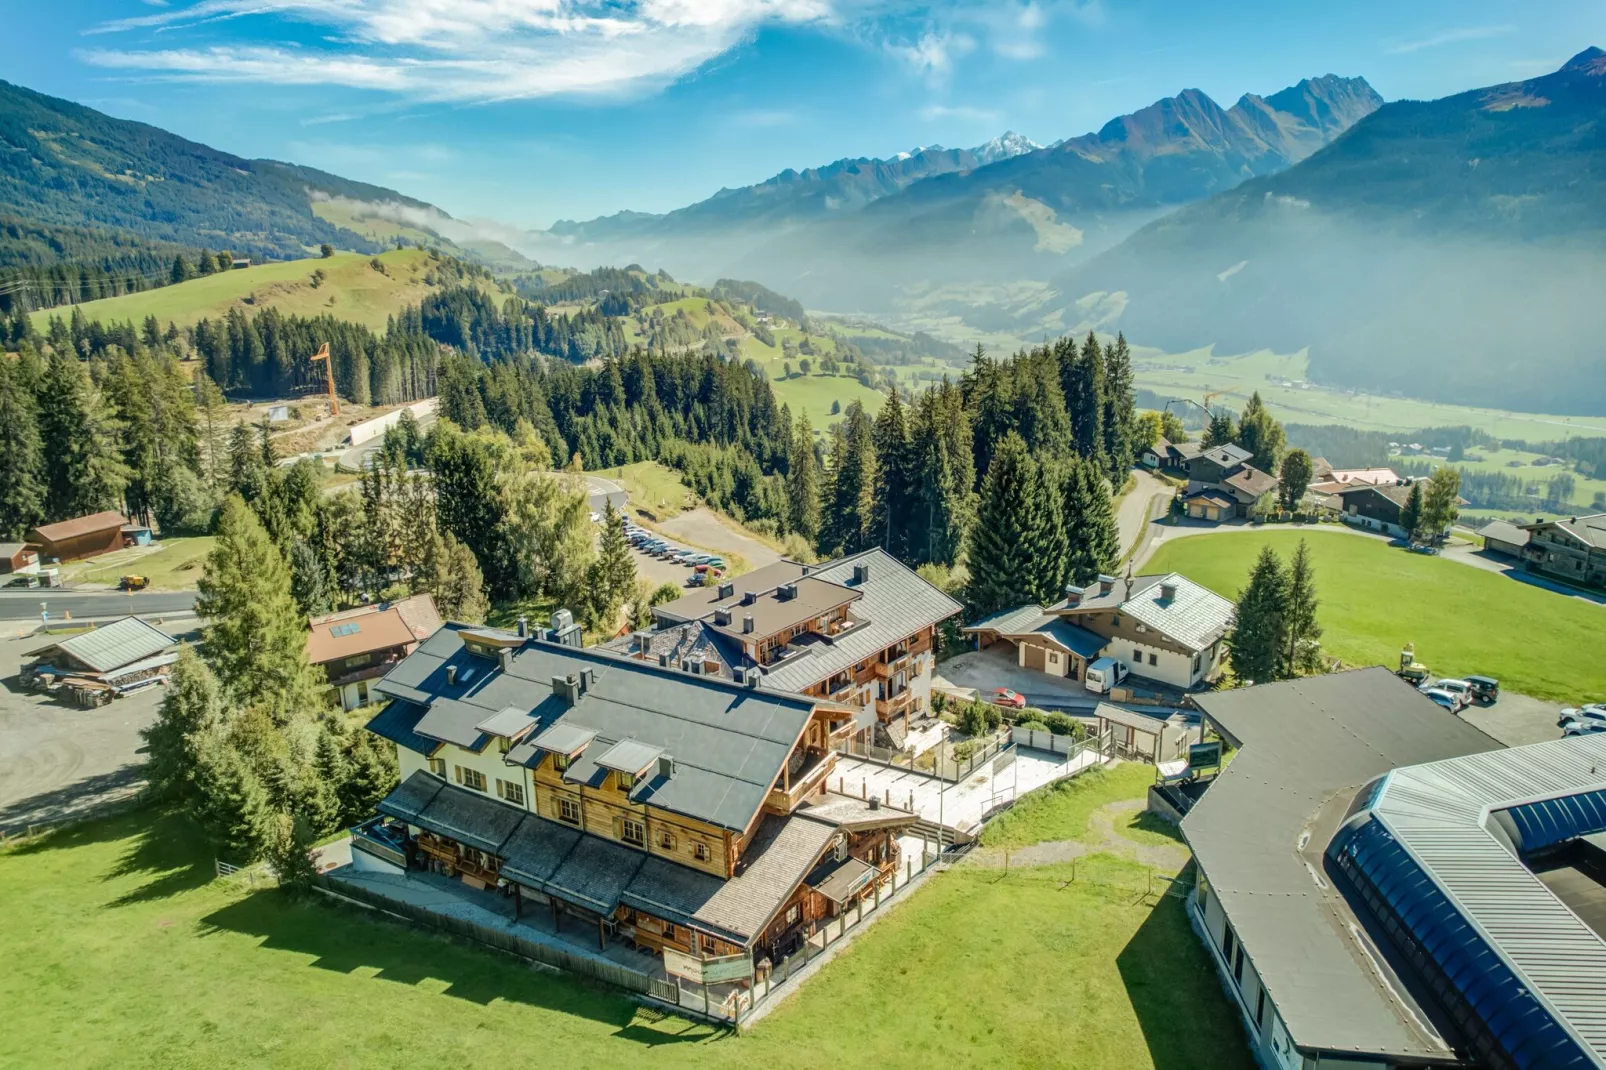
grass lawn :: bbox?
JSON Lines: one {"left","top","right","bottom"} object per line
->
{"left": 1, "top": 775, "right": 1251, "bottom": 1068}
{"left": 981, "top": 764, "right": 1158, "bottom": 849}
{"left": 28, "top": 249, "right": 456, "bottom": 333}
{"left": 600, "top": 461, "right": 696, "bottom": 520}
{"left": 771, "top": 373, "right": 886, "bottom": 430}
{"left": 1147, "top": 528, "right": 1606, "bottom": 703}
{"left": 58, "top": 536, "right": 217, "bottom": 591}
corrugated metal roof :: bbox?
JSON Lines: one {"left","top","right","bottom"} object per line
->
{"left": 1119, "top": 573, "right": 1234, "bottom": 652}
{"left": 962, "top": 603, "right": 1047, "bottom": 634}
{"left": 26, "top": 616, "right": 175, "bottom": 674}
{"left": 1366, "top": 735, "right": 1606, "bottom": 1063}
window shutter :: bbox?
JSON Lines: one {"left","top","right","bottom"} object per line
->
{"left": 454, "top": 765, "right": 462, "bottom": 784}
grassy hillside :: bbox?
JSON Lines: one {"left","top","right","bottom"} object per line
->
{"left": 29, "top": 249, "right": 466, "bottom": 333}
{"left": 1147, "top": 528, "right": 1605, "bottom": 703}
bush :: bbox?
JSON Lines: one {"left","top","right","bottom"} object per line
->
{"left": 957, "top": 698, "right": 1002, "bottom": 737}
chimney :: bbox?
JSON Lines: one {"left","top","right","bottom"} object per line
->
{"left": 552, "top": 674, "right": 578, "bottom": 704}
{"left": 714, "top": 608, "right": 732, "bottom": 627}
{"left": 853, "top": 563, "right": 870, "bottom": 584}
{"left": 499, "top": 648, "right": 512, "bottom": 672}
{"left": 742, "top": 590, "right": 758, "bottom": 606}
{"left": 1159, "top": 582, "right": 1177, "bottom": 602}
{"left": 1063, "top": 584, "right": 1084, "bottom": 607}
{"left": 717, "top": 581, "right": 735, "bottom": 599}
{"left": 746, "top": 667, "right": 762, "bottom": 688}
{"left": 778, "top": 583, "right": 796, "bottom": 601}
{"left": 580, "top": 667, "right": 595, "bottom": 693}
{"left": 446, "top": 664, "right": 458, "bottom": 686}
{"left": 742, "top": 613, "right": 755, "bottom": 634}
{"left": 516, "top": 615, "right": 528, "bottom": 638}
{"left": 868, "top": 795, "right": 881, "bottom": 810}
{"left": 657, "top": 754, "right": 676, "bottom": 780}
{"left": 1098, "top": 574, "right": 1115, "bottom": 596}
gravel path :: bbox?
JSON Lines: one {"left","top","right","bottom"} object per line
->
{"left": 965, "top": 798, "right": 1191, "bottom": 873}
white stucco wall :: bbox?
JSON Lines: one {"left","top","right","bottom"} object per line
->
{"left": 396, "top": 741, "right": 534, "bottom": 814}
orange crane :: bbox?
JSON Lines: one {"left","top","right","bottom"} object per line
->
{"left": 309, "top": 342, "right": 339, "bottom": 416}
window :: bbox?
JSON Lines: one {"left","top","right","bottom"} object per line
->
{"left": 456, "top": 766, "right": 487, "bottom": 792}
{"left": 784, "top": 903, "right": 802, "bottom": 928}
{"left": 692, "top": 842, "right": 710, "bottom": 862}
{"left": 616, "top": 771, "right": 636, "bottom": 792}
{"left": 621, "top": 818, "right": 646, "bottom": 847}
{"left": 1222, "top": 924, "right": 1235, "bottom": 962}
{"left": 558, "top": 797, "right": 581, "bottom": 824}
{"left": 344, "top": 653, "right": 370, "bottom": 669}
{"left": 1148, "top": 652, "right": 1158, "bottom": 667}
{"left": 657, "top": 828, "right": 676, "bottom": 851}
{"left": 497, "top": 779, "right": 525, "bottom": 806}
{"left": 1133, "top": 648, "right": 1143, "bottom": 663}
{"left": 1256, "top": 987, "right": 1266, "bottom": 1030}
{"left": 428, "top": 757, "right": 447, "bottom": 778}
{"left": 552, "top": 752, "right": 572, "bottom": 773}
{"left": 1233, "top": 946, "right": 1245, "bottom": 985}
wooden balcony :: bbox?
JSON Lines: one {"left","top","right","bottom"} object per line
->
{"left": 875, "top": 689, "right": 914, "bottom": 719}
{"left": 766, "top": 750, "right": 839, "bottom": 813}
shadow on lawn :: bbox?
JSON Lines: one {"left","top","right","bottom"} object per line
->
{"left": 199, "top": 891, "right": 728, "bottom": 1045}
{"left": 1116, "top": 866, "right": 1254, "bottom": 1070}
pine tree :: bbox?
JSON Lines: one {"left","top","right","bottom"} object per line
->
{"left": 196, "top": 495, "right": 325, "bottom": 718}
{"left": 1283, "top": 538, "right": 1323, "bottom": 677}
{"left": 1100, "top": 333, "right": 1136, "bottom": 483}
{"left": 1202, "top": 410, "right": 1237, "bottom": 449}
{"left": 140, "top": 648, "right": 224, "bottom": 804}
{"left": 786, "top": 412, "right": 820, "bottom": 546}
{"left": 1278, "top": 449, "right": 1314, "bottom": 512}
{"left": 820, "top": 402, "right": 876, "bottom": 556}
{"left": 1228, "top": 545, "right": 1290, "bottom": 684}
{"left": 870, "top": 390, "right": 913, "bottom": 558}
{"left": 34, "top": 352, "right": 127, "bottom": 522}
{"left": 420, "top": 529, "right": 488, "bottom": 623}
{"left": 964, "top": 432, "right": 1051, "bottom": 615}
{"left": 1236, "top": 392, "right": 1286, "bottom": 473}
{"left": 0, "top": 356, "right": 45, "bottom": 538}
{"left": 594, "top": 501, "right": 636, "bottom": 625}
{"left": 1399, "top": 481, "right": 1424, "bottom": 537}
{"left": 1058, "top": 456, "right": 1121, "bottom": 588}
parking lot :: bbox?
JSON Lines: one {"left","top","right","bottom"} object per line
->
{"left": 0, "top": 629, "right": 185, "bottom": 834}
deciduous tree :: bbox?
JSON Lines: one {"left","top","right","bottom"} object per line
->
{"left": 1278, "top": 449, "right": 1314, "bottom": 512}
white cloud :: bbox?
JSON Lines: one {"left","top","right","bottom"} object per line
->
{"left": 79, "top": 0, "right": 841, "bottom": 101}
{"left": 1385, "top": 25, "right": 1512, "bottom": 55}
{"left": 918, "top": 102, "right": 1000, "bottom": 122}
{"left": 885, "top": 29, "right": 975, "bottom": 85}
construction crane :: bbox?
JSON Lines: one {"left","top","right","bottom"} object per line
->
{"left": 309, "top": 342, "right": 339, "bottom": 416}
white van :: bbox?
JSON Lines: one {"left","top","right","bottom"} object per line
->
{"left": 1085, "top": 657, "right": 1129, "bottom": 694}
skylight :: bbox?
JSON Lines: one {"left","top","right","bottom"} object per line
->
{"left": 329, "top": 622, "right": 361, "bottom": 637}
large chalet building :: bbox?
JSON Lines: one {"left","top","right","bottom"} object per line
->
{"left": 609, "top": 549, "right": 962, "bottom": 750}
{"left": 359, "top": 615, "right": 918, "bottom": 979}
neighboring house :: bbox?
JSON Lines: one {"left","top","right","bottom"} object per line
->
{"left": 1185, "top": 444, "right": 1277, "bottom": 519}
{"left": 1475, "top": 518, "right": 1530, "bottom": 559}
{"left": 1182, "top": 669, "right": 1606, "bottom": 1070}
{"left": 1140, "top": 438, "right": 1200, "bottom": 472}
{"left": 27, "top": 510, "right": 128, "bottom": 562}
{"left": 1336, "top": 481, "right": 1415, "bottom": 539}
{"left": 1182, "top": 491, "right": 1234, "bottom": 522}
{"left": 0, "top": 543, "right": 39, "bottom": 575}
{"left": 307, "top": 593, "right": 443, "bottom": 710}
{"left": 615, "top": 550, "right": 962, "bottom": 750}
{"left": 21, "top": 616, "right": 178, "bottom": 704}
{"left": 1519, "top": 513, "right": 1606, "bottom": 590}
{"left": 963, "top": 572, "right": 1233, "bottom": 690}
{"left": 1306, "top": 466, "right": 1401, "bottom": 497}
{"left": 359, "top": 619, "right": 917, "bottom": 984}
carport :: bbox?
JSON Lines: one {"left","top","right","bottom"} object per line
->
{"left": 961, "top": 607, "right": 1106, "bottom": 682}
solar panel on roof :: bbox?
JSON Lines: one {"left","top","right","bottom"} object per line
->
{"left": 330, "top": 622, "right": 361, "bottom": 637}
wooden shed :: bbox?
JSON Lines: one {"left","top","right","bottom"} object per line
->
{"left": 27, "top": 510, "right": 128, "bottom": 562}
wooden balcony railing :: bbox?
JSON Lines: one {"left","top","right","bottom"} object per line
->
{"left": 766, "top": 750, "right": 839, "bottom": 813}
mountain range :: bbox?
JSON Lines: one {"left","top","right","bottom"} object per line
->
{"left": 532, "top": 74, "right": 1383, "bottom": 306}
{"left": 1048, "top": 47, "right": 1606, "bottom": 413}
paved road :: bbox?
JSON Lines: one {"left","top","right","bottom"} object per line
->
{"left": 582, "top": 475, "right": 628, "bottom": 514}
{"left": 1117, "top": 469, "right": 1171, "bottom": 563}
{"left": 0, "top": 590, "right": 196, "bottom": 622}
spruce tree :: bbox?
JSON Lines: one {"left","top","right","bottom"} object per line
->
{"left": 786, "top": 412, "right": 820, "bottom": 546}
{"left": 964, "top": 432, "right": 1050, "bottom": 615}
{"left": 1235, "top": 392, "right": 1286, "bottom": 473}
{"left": 342, "top": 729, "right": 398, "bottom": 822}
{"left": 1228, "top": 545, "right": 1290, "bottom": 684}
{"left": 1059, "top": 456, "right": 1121, "bottom": 589}
{"left": 288, "top": 539, "right": 331, "bottom": 617}
{"left": 1100, "top": 332, "right": 1136, "bottom": 483}
{"left": 0, "top": 356, "right": 45, "bottom": 538}
{"left": 308, "top": 722, "right": 350, "bottom": 835}
{"left": 420, "top": 529, "right": 488, "bottom": 623}
{"left": 140, "top": 648, "right": 224, "bottom": 804}
{"left": 1399, "top": 481, "right": 1424, "bottom": 537}
{"left": 196, "top": 495, "right": 325, "bottom": 719}
{"left": 35, "top": 352, "right": 127, "bottom": 522}
{"left": 1284, "top": 538, "right": 1323, "bottom": 677}
{"left": 1062, "top": 333, "right": 1107, "bottom": 466}
{"left": 189, "top": 728, "right": 272, "bottom": 859}
{"left": 595, "top": 501, "right": 636, "bottom": 623}
{"left": 870, "top": 390, "right": 913, "bottom": 558}
{"left": 820, "top": 402, "right": 876, "bottom": 556}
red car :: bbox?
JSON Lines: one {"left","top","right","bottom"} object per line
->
{"left": 991, "top": 688, "right": 1026, "bottom": 709}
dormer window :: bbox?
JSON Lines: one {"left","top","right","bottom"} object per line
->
{"left": 552, "top": 752, "right": 572, "bottom": 773}
{"left": 617, "top": 771, "right": 636, "bottom": 792}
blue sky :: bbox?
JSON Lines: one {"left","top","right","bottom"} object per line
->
{"left": 1, "top": 0, "right": 1599, "bottom": 228}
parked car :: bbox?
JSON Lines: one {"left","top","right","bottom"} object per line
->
{"left": 1421, "top": 688, "right": 1462, "bottom": 713}
{"left": 1085, "top": 657, "right": 1129, "bottom": 694}
{"left": 1563, "top": 720, "right": 1606, "bottom": 737}
{"left": 1464, "top": 676, "right": 1500, "bottom": 704}
{"left": 1425, "top": 679, "right": 1473, "bottom": 710}
{"left": 991, "top": 688, "right": 1026, "bottom": 709}
{"left": 1558, "top": 707, "right": 1606, "bottom": 729}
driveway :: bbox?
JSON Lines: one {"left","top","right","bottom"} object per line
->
{"left": 0, "top": 629, "right": 190, "bottom": 834}
{"left": 1117, "top": 469, "right": 1172, "bottom": 562}
{"left": 1457, "top": 690, "right": 1569, "bottom": 748}
{"left": 936, "top": 645, "right": 1105, "bottom": 712}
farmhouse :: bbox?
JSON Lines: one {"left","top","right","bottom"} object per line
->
{"left": 26, "top": 510, "right": 128, "bottom": 562}
{"left": 358, "top": 615, "right": 917, "bottom": 990}
{"left": 1179, "top": 669, "right": 1606, "bottom": 1070}
{"left": 1520, "top": 513, "right": 1606, "bottom": 590}
{"left": 1140, "top": 437, "right": 1200, "bottom": 473}
{"left": 1185, "top": 443, "right": 1277, "bottom": 519}
{"left": 306, "top": 593, "right": 442, "bottom": 710}
{"left": 616, "top": 549, "right": 961, "bottom": 749}
{"left": 963, "top": 572, "right": 1232, "bottom": 690}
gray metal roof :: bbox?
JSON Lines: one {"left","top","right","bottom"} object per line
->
{"left": 1118, "top": 572, "right": 1234, "bottom": 652}
{"left": 1475, "top": 519, "right": 1531, "bottom": 546}
{"left": 1526, "top": 512, "right": 1606, "bottom": 550}
{"left": 962, "top": 603, "right": 1047, "bottom": 634}
{"left": 474, "top": 706, "right": 538, "bottom": 739}
{"left": 372, "top": 623, "right": 820, "bottom": 832}
{"left": 366, "top": 700, "right": 439, "bottom": 756}
{"left": 529, "top": 722, "right": 597, "bottom": 755}
{"left": 1184, "top": 668, "right": 1503, "bottom": 1061}
{"left": 762, "top": 550, "right": 963, "bottom": 692}
{"left": 595, "top": 739, "right": 663, "bottom": 775}
{"left": 26, "top": 616, "right": 175, "bottom": 674}
{"left": 1365, "top": 734, "right": 1606, "bottom": 1062}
